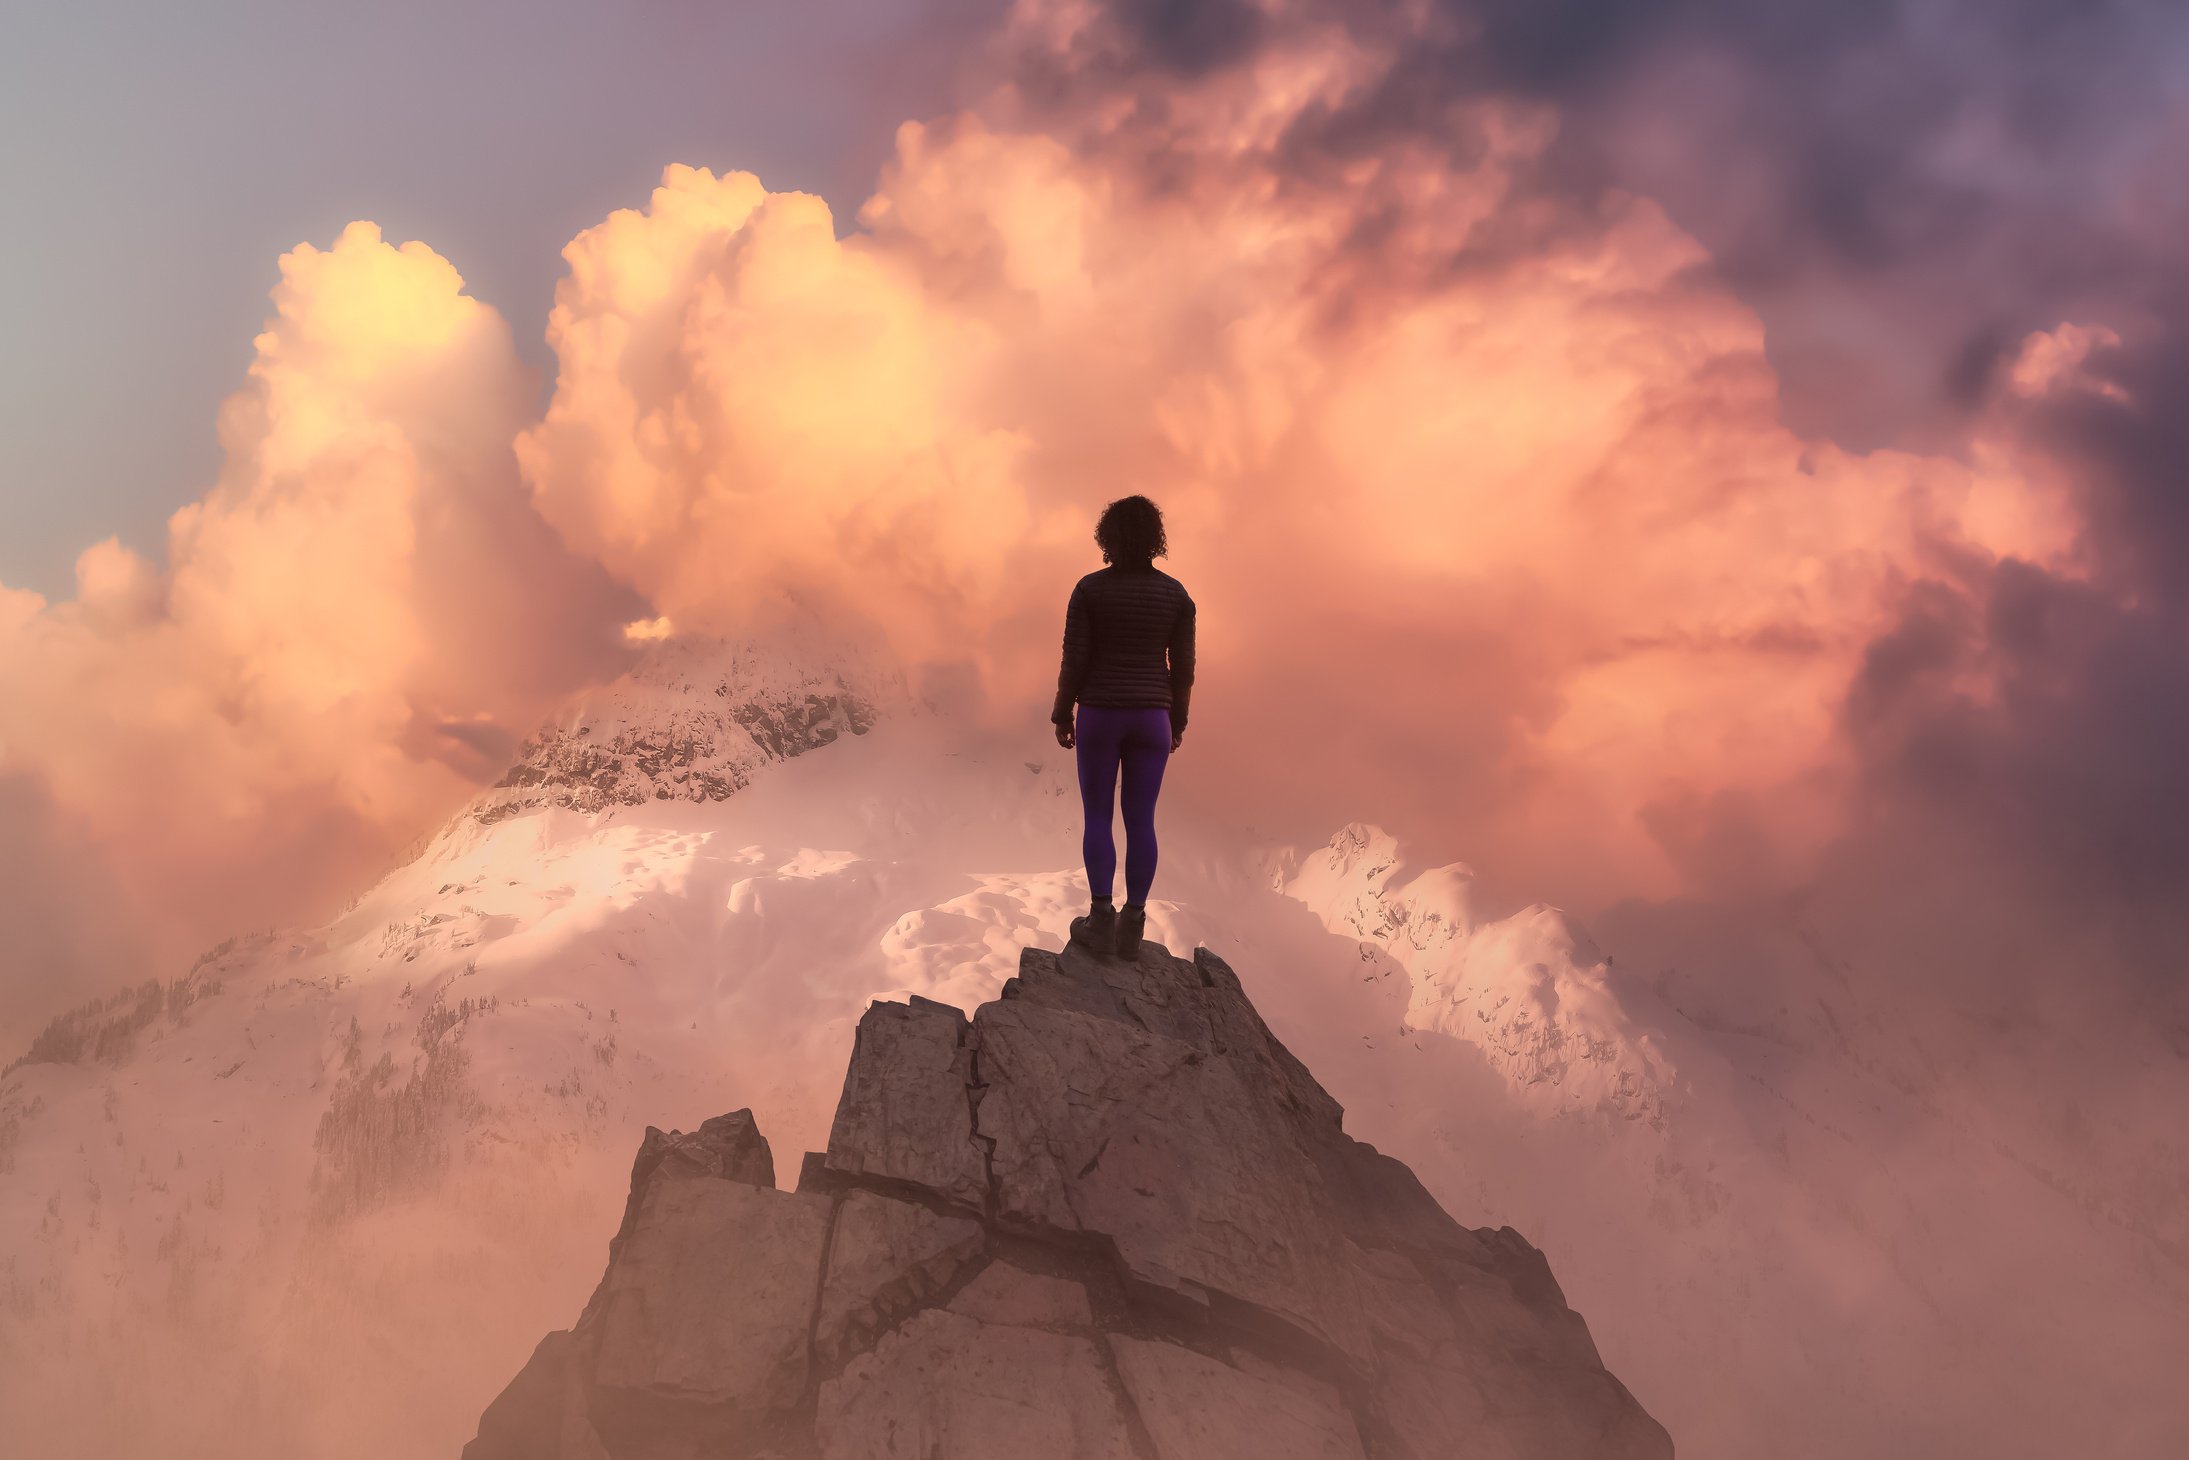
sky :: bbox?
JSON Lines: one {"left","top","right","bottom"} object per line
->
{"left": 4, "top": 0, "right": 2188, "bottom": 1060}
{"left": 0, "top": 0, "right": 988, "bottom": 597}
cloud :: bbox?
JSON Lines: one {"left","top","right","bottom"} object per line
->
{"left": 1458, "top": 0, "right": 2189, "bottom": 451}
{"left": 2, "top": 0, "right": 2174, "bottom": 1038}
{"left": 0, "top": 222, "right": 637, "bottom": 1008}
{"left": 1834, "top": 314, "right": 2189, "bottom": 961}
{"left": 2, "top": 8, "right": 2183, "bottom": 1451}
{"left": 514, "top": 164, "right": 1035, "bottom": 664}
{"left": 0, "top": 772, "right": 149, "bottom": 1047}
{"left": 922, "top": 3, "right": 2189, "bottom": 1023}
{"left": 1002, "top": 0, "right": 2189, "bottom": 453}
{"left": 508, "top": 20, "right": 2084, "bottom": 917}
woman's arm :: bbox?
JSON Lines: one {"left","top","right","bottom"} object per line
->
{"left": 1168, "top": 593, "right": 1196, "bottom": 734}
{"left": 1052, "top": 580, "right": 1091, "bottom": 726}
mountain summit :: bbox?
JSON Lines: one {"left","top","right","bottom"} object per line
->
{"left": 464, "top": 936, "right": 1672, "bottom": 1459}
{"left": 473, "top": 618, "right": 914, "bottom": 825}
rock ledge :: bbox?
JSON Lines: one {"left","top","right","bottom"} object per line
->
{"left": 463, "top": 939, "right": 1673, "bottom": 1459}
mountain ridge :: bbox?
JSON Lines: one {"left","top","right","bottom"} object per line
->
{"left": 472, "top": 624, "right": 915, "bottom": 825}
{"left": 3, "top": 632, "right": 2184, "bottom": 1459}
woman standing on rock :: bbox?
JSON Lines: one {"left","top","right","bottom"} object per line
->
{"left": 1052, "top": 494, "right": 1196, "bottom": 961}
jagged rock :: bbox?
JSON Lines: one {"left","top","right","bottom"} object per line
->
{"left": 472, "top": 630, "right": 899, "bottom": 824}
{"left": 821, "top": 996, "right": 987, "bottom": 1209}
{"left": 463, "top": 939, "right": 1673, "bottom": 1459}
{"left": 1107, "top": 1336, "right": 1365, "bottom": 1460}
{"left": 625, "top": 1110, "right": 776, "bottom": 1198}
{"left": 466, "top": 1331, "right": 611, "bottom": 1460}
{"left": 815, "top": 1310, "right": 1139, "bottom": 1460}
{"left": 974, "top": 990, "right": 1377, "bottom": 1357}
{"left": 946, "top": 1259, "right": 1093, "bottom": 1329}
{"left": 815, "top": 1190, "right": 985, "bottom": 1361}
{"left": 463, "top": 1113, "right": 823, "bottom": 1460}
{"left": 587, "top": 1180, "right": 830, "bottom": 1436}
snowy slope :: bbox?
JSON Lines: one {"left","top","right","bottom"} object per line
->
{"left": 2, "top": 633, "right": 2185, "bottom": 1460}
{"left": 1271, "top": 825, "right": 2189, "bottom": 1459}
{"left": 476, "top": 612, "right": 910, "bottom": 822}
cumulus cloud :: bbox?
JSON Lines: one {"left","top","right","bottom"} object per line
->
{"left": 0, "top": 772, "right": 149, "bottom": 1042}
{"left": 0, "top": 222, "right": 635, "bottom": 1024}
{"left": 1012, "top": 0, "right": 2189, "bottom": 450}
{"left": 1, "top": 9, "right": 2179, "bottom": 1459}
{"left": 514, "top": 165, "right": 1035, "bottom": 664}
{"left": 1829, "top": 314, "right": 2189, "bottom": 983}
{"left": 1, "top": 0, "right": 2173, "bottom": 1046}
{"left": 507, "top": 13, "right": 2085, "bottom": 918}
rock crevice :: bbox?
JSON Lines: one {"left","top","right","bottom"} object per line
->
{"left": 464, "top": 939, "right": 1673, "bottom": 1459}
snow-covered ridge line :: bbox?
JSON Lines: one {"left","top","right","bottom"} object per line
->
{"left": 2, "top": 933, "right": 261, "bottom": 1077}
{"left": 3, "top": 625, "right": 910, "bottom": 1074}
{"left": 472, "top": 625, "right": 916, "bottom": 824}
{"left": 1273, "top": 822, "right": 1679, "bottom": 1127}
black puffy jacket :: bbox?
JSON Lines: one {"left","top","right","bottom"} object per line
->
{"left": 1051, "top": 563, "right": 1196, "bottom": 733}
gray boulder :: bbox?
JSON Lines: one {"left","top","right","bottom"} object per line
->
{"left": 463, "top": 940, "right": 1673, "bottom": 1459}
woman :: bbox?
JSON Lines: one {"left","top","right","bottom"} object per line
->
{"left": 1052, "top": 494, "right": 1196, "bottom": 960}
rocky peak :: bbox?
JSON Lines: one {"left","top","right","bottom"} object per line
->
{"left": 463, "top": 938, "right": 1673, "bottom": 1459}
{"left": 472, "top": 621, "right": 912, "bottom": 824}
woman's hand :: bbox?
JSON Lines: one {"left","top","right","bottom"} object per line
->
{"left": 1055, "top": 720, "right": 1075, "bottom": 749}
{"left": 1171, "top": 728, "right": 1183, "bottom": 752}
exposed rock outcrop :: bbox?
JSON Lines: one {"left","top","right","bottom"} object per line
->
{"left": 471, "top": 629, "right": 903, "bottom": 825}
{"left": 463, "top": 939, "right": 1673, "bottom": 1459}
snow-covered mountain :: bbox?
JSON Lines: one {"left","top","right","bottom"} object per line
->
{"left": 2, "top": 632, "right": 2184, "bottom": 1459}
{"left": 1269, "top": 826, "right": 2189, "bottom": 1458}
{"left": 474, "top": 618, "right": 909, "bottom": 823}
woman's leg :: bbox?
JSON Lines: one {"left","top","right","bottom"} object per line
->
{"left": 1074, "top": 706, "right": 1126, "bottom": 901}
{"left": 1117, "top": 707, "right": 1172, "bottom": 905}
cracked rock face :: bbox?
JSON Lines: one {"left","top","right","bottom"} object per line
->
{"left": 462, "top": 940, "right": 1673, "bottom": 1459}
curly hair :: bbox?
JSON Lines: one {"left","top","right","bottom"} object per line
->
{"left": 1094, "top": 495, "right": 1167, "bottom": 566}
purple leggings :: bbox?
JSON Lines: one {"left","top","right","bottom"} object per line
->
{"left": 1075, "top": 705, "right": 1172, "bottom": 905}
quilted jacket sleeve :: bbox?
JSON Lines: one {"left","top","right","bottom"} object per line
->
{"left": 1167, "top": 592, "right": 1196, "bottom": 733}
{"left": 1052, "top": 579, "right": 1092, "bottom": 726}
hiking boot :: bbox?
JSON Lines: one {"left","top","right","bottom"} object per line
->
{"left": 1070, "top": 901, "right": 1117, "bottom": 957}
{"left": 1114, "top": 902, "right": 1147, "bottom": 960}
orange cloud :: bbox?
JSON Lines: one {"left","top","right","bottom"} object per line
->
{"left": 507, "top": 66, "right": 2086, "bottom": 907}
{"left": 0, "top": 222, "right": 631, "bottom": 986}
{"left": 0, "top": 19, "right": 2104, "bottom": 1027}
